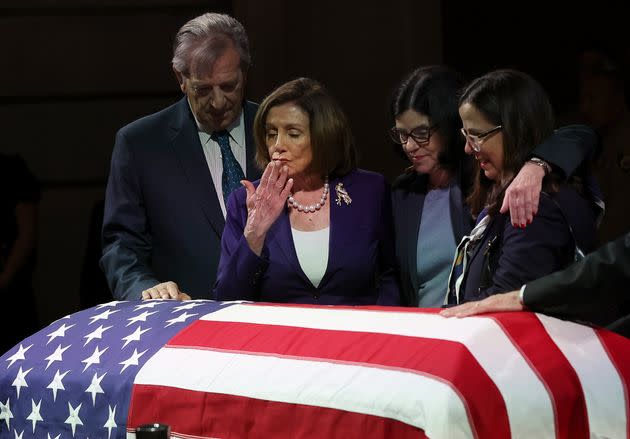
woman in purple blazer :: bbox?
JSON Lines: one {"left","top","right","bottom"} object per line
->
{"left": 213, "top": 78, "right": 401, "bottom": 305}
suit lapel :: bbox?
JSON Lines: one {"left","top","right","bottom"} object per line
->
{"left": 169, "top": 98, "right": 225, "bottom": 237}
{"left": 318, "top": 174, "right": 355, "bottom": 287}
{"left": 468, "top": 214, "right": 499, "bottom": 266}
{"left": 401, "top": 175, "right": 427, "bottom": 296}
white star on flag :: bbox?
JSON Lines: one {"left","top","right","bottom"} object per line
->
{"left": 65, "top": 402, "right": 83, "bottom": 436}
{"left": 88, "top": 309, "right": 120, "bottom": 325}
{"left": 13, "top": 429, "right": 23, "bottom": 439}
{"left": 121, "top": 326, "right": 150, "bottom": 348}
{"left": 46, "top": 323, "right": 75, "bottom": 345}
{"left": 85, "top": 372, "right": 106, "bottom": 405}
{"left": 126, "top": 310, "right": 158, "bottom": 327}
{"left": 83, "top": 324, "right": 112, "bottom": 347}
{"left": 47, "top": 369, "right": 70, "bottom": 402}
{"left": 5, "top": 344, "right": 32, "bottom": 369}
{"left": 104, "top": 404, "right": 117, "bottom": 439}
{"left": 134, "top": 300, "right": 166, "bottom": 310}
{"left": 173, "top": 302, "right": 204, "bottom": 312}
{"left": 119, "top": 348, "right": 148, "bottom": 373}
{"left": 165, "top": 311, "right": 198, "bottom": 327}
{"left": 47, "top": 433, "right": 60, "bottom": 439}
{"left": 11, "top": 367, "right": 32, "bottom": 398}
{"left": 26, "top": 399, "right": 43, "bottom": 433}
{"left": 44, "top": 344, "right": 71, "bottom": 370}
{"left": 81, "top": 346, "right": 108, "bottom": 372}
{"left": 95, "top": 301, "right": 123, "bottom": 309}
{"left": 0, "top": 397, "right": 13, "bottom": 429}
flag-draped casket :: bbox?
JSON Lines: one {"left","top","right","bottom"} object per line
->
{"left": 0, "top": 300, "right": 628, "bottom": 438}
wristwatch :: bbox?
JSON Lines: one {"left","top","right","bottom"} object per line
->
{"left": 527, "top": 157, "right": 552, "bottom": 175}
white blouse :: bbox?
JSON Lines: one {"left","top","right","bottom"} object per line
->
{"left": 291, "top": 227, "right": 330, "bottom": 288}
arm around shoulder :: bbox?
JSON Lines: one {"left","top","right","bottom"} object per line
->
{"left": 531, "top": 124, "right": 598, "bottom": 179}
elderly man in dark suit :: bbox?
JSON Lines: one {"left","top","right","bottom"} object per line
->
{"left": 101, "top": 13, "right": 261, "bottom": 300}
{"left": 441, "top": 231, "right": 630, "bottom": 337}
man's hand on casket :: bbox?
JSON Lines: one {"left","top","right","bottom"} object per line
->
{"left": 440, "top": 291, "right": 523, "bottom": 318}
{"left": 141, "top": 281, "right": 191, "bottom": 301}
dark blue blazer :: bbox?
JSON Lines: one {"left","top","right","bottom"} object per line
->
{"left": 452, "top": 186, "right": 599, "bottom": 304}
{"left": 213, "top": 169, "right": 401, "bottom": 305}
{"left": 101, "top": 98, "right": 260, "bottom": 299}
{"left": 525, "top": 231, "right": 630, "bottom": 331}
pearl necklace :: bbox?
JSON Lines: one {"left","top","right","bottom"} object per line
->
{"left": 287, "top": 177, "right": 329, "bottom": 213}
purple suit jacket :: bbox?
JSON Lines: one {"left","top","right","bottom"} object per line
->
{"left": 213, "top": 169, "right": 401, "bottom": 305}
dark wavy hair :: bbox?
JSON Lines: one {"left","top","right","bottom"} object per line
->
{"left": 390, "top": 65, "right": 465, "bottom": 174}
{"left": 460, "top": 69, "right": 555, "bottom": 216}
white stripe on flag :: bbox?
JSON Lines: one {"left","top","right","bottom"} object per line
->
{"left": 200, "top": 304, "right": 556, "bottom": 439}
{"left": 537, "top": 314, "right": 627, "bottom": 438}
{"left": 134, "top": 347, "right": 475, "bottom": 439}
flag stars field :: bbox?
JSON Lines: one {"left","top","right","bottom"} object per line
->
{"left": 44, "top": 345, "right": 70, "bottom": 370}
{"left": 85, "top": 372, "right": 106, "bottom": 405}
{"left": 46, "top": 323, "right": 75, "bottom": 345}
{"left": 64, "top": 402, "right": 83, "bottom": 436}
{"left": 47, "top": 369, "right": 69, "bottom": 401}
{"left": 83, "top": 324, "right": 113, "bottom": 347}
{"left": 126, "top": 311, "right": 158, "bottom": 327}
{"left": 11, "top": 367, "right": 32, "bottom": 398}
{"left": 5, "top": 344, "right": 31, "bottom": 369}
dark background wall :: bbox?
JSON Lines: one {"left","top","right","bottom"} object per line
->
{"left": 0, "top": 1, "right": 625, "bottom": 325}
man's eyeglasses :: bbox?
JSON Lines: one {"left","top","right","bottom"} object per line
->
{"left": 389, "top": 125, "right": 436, "bottom": 145}
{"left": 460, "top": 125, "right": 502, "bottom": 152}
{"left": 190, "top": 79, "right": 241, "bottom": 99}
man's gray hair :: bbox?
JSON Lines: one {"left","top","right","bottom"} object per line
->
{"left": 172, "top": 12, "right": 250, "bottom": 76}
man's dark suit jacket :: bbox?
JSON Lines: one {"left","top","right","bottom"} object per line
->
{"left": 101, "top": 97, "right": 260, "bottom": 300}
{"left": 525, "top": 231, "right": 630, "bottom": 333}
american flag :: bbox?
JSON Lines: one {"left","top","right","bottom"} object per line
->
{"left": 1, "top": 300, "right": 629, "bottom": 438}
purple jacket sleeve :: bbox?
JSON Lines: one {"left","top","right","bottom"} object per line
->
{"left": 213, "top": 187, "right": 268, "bottom": 301}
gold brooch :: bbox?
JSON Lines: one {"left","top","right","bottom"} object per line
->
{"left": 335, "top": 182, "right": 352, "bottom": 206}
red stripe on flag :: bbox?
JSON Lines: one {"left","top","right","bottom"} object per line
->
{"left": 488, "top": 312, "right": 590, "bottom": 439}
{"left": 596, "top": 329, "right": 630, "bottom": 439}
{"left": 166, "top": 319, "right": 510, "bottom": 438}
{"left": 128, "top": 384, "right": 428, "bottom": 439}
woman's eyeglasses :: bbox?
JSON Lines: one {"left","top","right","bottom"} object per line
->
{"left": 460, "top": 125, "right": 502, "bottom": 152}
{"left": 389, "top": 125, "right": 436, "bottom": 145}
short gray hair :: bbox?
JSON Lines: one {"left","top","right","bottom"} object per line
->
{"left": 172, "top": 13, "right": 250, "bottom": 76}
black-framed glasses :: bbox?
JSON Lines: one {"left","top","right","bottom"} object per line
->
{"left": 460, "top": 125, "right": 502, "bottom": 152}
{"left": 389, "top": 125, "right": 436, "bottom": 145}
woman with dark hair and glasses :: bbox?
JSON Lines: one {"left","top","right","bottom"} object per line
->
{"left": 446, "top": 69, "right": 600, "bottom": 305}
{"left": 389, "top": 66, "right": 599, "bottom": 307}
